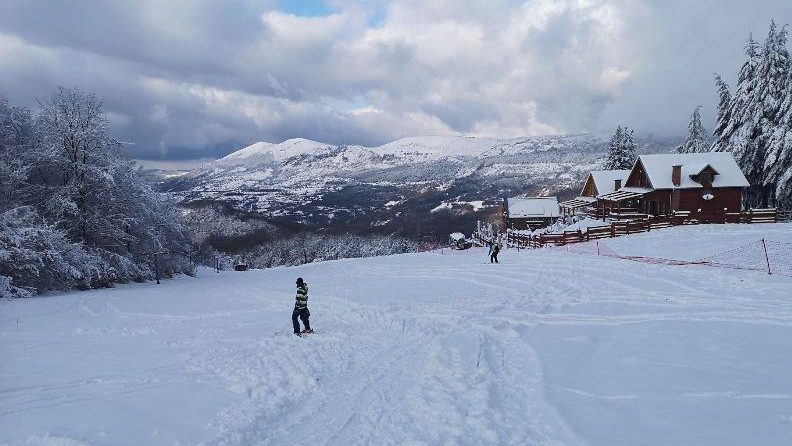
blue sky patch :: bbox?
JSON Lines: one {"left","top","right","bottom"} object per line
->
{"left": 279, "top": 0, "right": 336, "bottom": 17}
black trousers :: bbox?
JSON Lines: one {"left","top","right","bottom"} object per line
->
{"left": 292, "top": 307, "right": 311, "bottom": 333}
{"left": 490, "top": 252, "right": 499, "bottom": 263}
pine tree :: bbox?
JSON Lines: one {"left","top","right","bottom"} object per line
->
{"left": 604, "top": 126, "right": 623, "bottom": 170}
{"left": 713, "top": 34, "right": 761, "bottom": 159}
{"left": 712, "top": 74, "right": 732, "bottom": 146}
{"left": 758, "top": 23, "right": 791, "bottom": 206}
{"left": 714, "top": 27, "right": 784, "bottom": 207}
{"left": 604, "top": 126, "right": 637, "bottom": 170}
{"left": 766, "top": 51, "right": 792, "bottom": 209}
{"left": 678, "top": 106, "right": 708, "bottom": 153}
{"left": 621, "top": 127, "right": 638, "bottom": 166}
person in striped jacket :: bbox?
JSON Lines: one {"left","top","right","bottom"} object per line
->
{"left": 292, "top": 277, "right": 313, "bottom": 336}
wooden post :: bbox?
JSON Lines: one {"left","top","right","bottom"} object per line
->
{"left": 597, "top": 240, "right": 600, "bottom": 256}
{"left": 154, "top": 251, "right": 160, "bottom": 284}
{"left": 761, "top": 238, "right": 771, "bottom": 275}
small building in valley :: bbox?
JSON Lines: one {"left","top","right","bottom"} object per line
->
{"left": 595, "top": 152, "right": 749, "bottom": 221}
{"left": 503, "top": 196, "right": 560, "bottom": 230}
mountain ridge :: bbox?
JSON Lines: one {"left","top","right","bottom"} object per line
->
{"left": 159, "top": 132, "right": 681, "bottom": 238}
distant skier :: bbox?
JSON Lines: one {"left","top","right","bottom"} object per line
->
{"left": 292, "top": 277, "right": 313, "bottom": 336}
{"left": 487, "top": 239, "right": 494, "bottom": 256}
{"left": 490, "top": 243, "right": 500, "bottom": 263}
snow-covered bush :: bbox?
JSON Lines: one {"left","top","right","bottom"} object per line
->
{"left": 0, "top": 207, "right": 95, "bottom": 294}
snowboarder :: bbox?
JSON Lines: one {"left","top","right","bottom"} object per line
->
{"left": 292, "top": 277, "right": 313, "bottom": 336}
{"left": 490, "top": 243, "right": 500, "bottom": 263}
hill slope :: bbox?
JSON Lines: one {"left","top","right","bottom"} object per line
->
{"left": 2, "top": 223, "right": 792, "bottom": 445}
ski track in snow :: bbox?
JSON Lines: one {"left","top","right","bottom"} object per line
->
{"left": 2, "top": 224, "right": 792, "bottom": 445}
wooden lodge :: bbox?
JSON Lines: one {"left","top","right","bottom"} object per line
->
{"left": 503, "top": 196, "right": 560, "bottom": 230}
{"left": 593, "top": 152, "right": 749, "bottom": 221}
{"left": 559, "top": 169, "right": 630, "bottom": 215}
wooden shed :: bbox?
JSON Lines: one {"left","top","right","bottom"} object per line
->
{"left": 503, "top": 197, "right": 560, "bottom": 230}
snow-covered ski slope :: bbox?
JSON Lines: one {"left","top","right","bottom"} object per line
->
{"left": 2, "top": 224, "right": 792, "bottom": 446}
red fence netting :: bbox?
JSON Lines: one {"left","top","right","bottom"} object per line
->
{"left": 553, "top": 238, "right": 792, "bottom": 277}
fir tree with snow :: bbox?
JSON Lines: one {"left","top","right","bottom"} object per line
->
{"left": 678, "top": 106, "right": 708, "bottom": 153}
{"left": 713, "top": 22, "right": 792, "bottom": 208}
{"left": 713, "top": 74, "right": 732, "bottom": 142}
{"left": 604, "top": 126, "right": 637, "bottom": 170}
{"left": 713, "top": 35, "right": 760, "bottom": 154}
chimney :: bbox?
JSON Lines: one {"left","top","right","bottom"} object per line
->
{"left": 672, "top": 165, "right": 682, "bottom": 187}
{"left": 614, "top": 179, "right": 622, "bottom": 191}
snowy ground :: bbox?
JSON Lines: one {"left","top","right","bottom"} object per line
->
{"left": 2, "top": 224, "right": 792, "bottom": 445}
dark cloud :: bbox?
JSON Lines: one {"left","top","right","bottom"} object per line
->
{"left": 0, "top": 0, "right": 790, "bottom": 160}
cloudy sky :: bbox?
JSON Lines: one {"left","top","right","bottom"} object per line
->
{"left": 1, "top": 0, "right": 789, "bottom": 161}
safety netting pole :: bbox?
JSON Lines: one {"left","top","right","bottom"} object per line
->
{"left": 762, "top": 238, "right": 772, "bottom": 275}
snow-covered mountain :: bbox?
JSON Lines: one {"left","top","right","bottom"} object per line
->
{"left": 160, "top": 133, "right": 679, "bottom": 233}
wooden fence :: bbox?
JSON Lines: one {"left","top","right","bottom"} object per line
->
{"left": 496, "top": 208, "right": 782, "bottom": 250}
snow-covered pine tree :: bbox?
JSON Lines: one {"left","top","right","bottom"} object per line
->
{"left": 604, "top": 126, "right": 623, "bottom": 170}
{"left": 622, "top": 127, "right": 638, "bottom": 166}
{"left": 604, "top": 126, "right": 637, "bottom": 170}
{"left": 713, "top": 27, "right": 785, "bottom": 208}
{"left": 757, "top": 23, "right": 791, "bottom": 207}
{"left": 712, "top": 74, "right": 732, "bottom": 144}
{"left": 766, "top": 43, "right": 792, "bottom": 210}
{"left": 678, "top": 106, "right": 708, "bottom": 153}
{"left": 713, "top": 34, "right": 761, "bottom": 155}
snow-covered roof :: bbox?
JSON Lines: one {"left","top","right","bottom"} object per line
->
{"left": 506, "top": 197, "right": 560, "bottom": 218}
{"left": 449, "top": 232, "right": 465, "bottom": 240}
{"left": 619, "top": 187, "right": 653, "bottom": 194}
{"left": 589, "top": 170, "right": 631, "bottom": 194}
{"left": 636, "top": 153, "right": 749, "bottom": 189}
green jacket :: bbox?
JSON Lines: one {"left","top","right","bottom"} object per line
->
{"left": 295, "top": 283, "right": 308, "bottom": 309}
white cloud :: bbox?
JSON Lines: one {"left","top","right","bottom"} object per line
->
{"left": 0, "top": 0, "right": 790, "bottom": 159}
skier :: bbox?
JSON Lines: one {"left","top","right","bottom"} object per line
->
{"left": 292, "top": 277, "right": 313, "bottom": 336}
{"left": 490, "top": 242, "right": 500, "bottom": 263}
